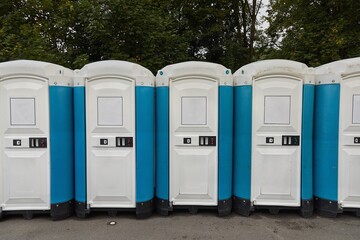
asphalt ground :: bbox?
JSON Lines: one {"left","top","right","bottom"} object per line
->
{"left": 0, "top": 209, "right": 359, "bottom": 240}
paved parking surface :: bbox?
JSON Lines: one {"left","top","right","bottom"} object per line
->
{"left": 0, "top": 210, "right": 359, "bottom": 240}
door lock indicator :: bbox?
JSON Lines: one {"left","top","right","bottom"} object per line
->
{"left": 13, "top": 139, "right": 21, "bottom": 146}
{"left": 266, "top": 137, "right": 274, "bottom": 144}
{"left": 282, "top": 136, "right": 300, "bottom": 146}
{"left": 100, "top": 138, "right": 108, "bottom": 145}
{"left": 29, "top": 138, "right": 47, "bottom": 148}
{"left": 199, "top": 136, "right": 216, "bottom": 146}
{"left": 183, "top": 138, "right": 191, "bottom": 144}
{"left": 116, "top": 137, "right": 133, "bottom": 147}
{"left": 354, "top": 137, "right": 360, "bottom": 144}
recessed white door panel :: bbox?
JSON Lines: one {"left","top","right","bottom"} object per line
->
{"left": 339, "top": 75, "right": 360, "bottom": 208}
{"left": 181, "top": 97, "right": 207, "bottom": 125}
{"left": 352, "top": 95, "right": 360, "bottom": 124}
{"left": 10, "top": 98, "right": 36, "bottom": 125}
{"left": 0, "top": 77, "right": 50, "bottom": 211}
{"left": 86, "top": 77, "right": 135, "bottom": 208}
{"left": 97, "top": 97, "right": 123, "bottom": 126}
{"left": 264, "top": 96, "right": 291, "bottom": 125}
{"left": 252, "top": 76, "right": 302, "bottom": 207}
{"left": 170, "top": 78, "right": 218, "bottom": 206}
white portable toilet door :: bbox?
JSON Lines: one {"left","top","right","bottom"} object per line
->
{"left": 86, "top": 76, "right": 136, "bottom": 208}
{"left": 338, "top": 75, "right": 360, "bottom": 208}
{"left": 169, "top": 77, "right": 218, "bottom": 206}
{"left": 0, "top": 77, "right": 50, "bottom": 211}
{"left": 251, "top": 76, "right": 302, "bottom": 207}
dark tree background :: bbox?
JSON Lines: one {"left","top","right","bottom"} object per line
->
{"left": 263, "top": 0, "right": 360, "bottom": 66}
{"left": 0, "top": 0, "right": 359, "bottom": 73}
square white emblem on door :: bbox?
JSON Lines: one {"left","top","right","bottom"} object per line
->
{"left": 181, "top": 97, "right": 207, "bottom": 125}
{"left": 97, "top": 97, "right": 123, "bottom": 126}
{"left": 264, "top": 96, "right": 291, "bottom": 125}
{"left": 352, "top": 95, "right": 360, "bottom": 124}
{"left": 10, "top": 98, "right": 36, "bottom": 126}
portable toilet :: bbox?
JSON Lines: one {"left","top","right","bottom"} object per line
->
{"left": 314, "top": 58, "right": 360, "bottom": 217}
{"left": 0, "top": 60, "right": 74, "bottom": 220}
{"left": 74, "top": 60, "right": 155, "bottom": 218}
{"left": 155, "top": 62, "right": 233, "bottom": 216}
{"left": 233, "top": 60, "right": 314, "bottom": 217}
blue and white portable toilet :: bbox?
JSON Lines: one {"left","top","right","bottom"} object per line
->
{"left": 155, "top": 62, "right": 233, "bottom": 216}
{"left": 74, "top": 61, "right": 155, "bottom": 218}
{"left": 0, "top": 60, "right": 74, "bottom": 220}
{"left": 314, "top": 58, "right": 360, "bottom": 217}
{"left": 233, "top": 60, "right": 314, "bottom": 217}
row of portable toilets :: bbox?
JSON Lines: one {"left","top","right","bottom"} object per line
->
{"left": 0, "top": 58, "right": 359, "bottom": 220}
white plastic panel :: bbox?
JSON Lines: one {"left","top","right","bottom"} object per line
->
{"left": 10, "top": 98, "right": 36, "bottom": 126}
{"left": 352, "top": 95, "right": 360, "bottom": 124}
{"left": 174, "top": 149, "right": 215, "bottom": 196}
{"left": 339, "top": 75, "right": 360, "bottom": 208}
{"left": 86, "top": 77, "right": 136, "bottom": 208}
{"left": 97, "top": 97, "right": 123, "bottom": 126}
{"left": 0, "top": 77, "right": 50, "bottom": 211}
{"left": 79, "top": 60, "right": 154, "bottom": 87}
{"left": 181, "top": 97, "right": 207, "bottom": 125}
{"left": 156, "top": 61, "right": 233, "bottom": 87}
{"left": 252, "top": 147, "right": 300, "bottom": 205}
{"left": 170, "top": 77, "right": 218, "bottom": 206}
{"left": 252, "top": 76, "right": 302, "bottom": 207}
{"left": 264, "top": 96, "right": 291, "bottom": 125}
{"left": 88, "top": 149, "right": 133, "bottom": 206}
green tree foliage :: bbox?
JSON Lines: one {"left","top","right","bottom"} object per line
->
{"left": 264, "top": 0, "right": 360, "bottom": 66}
{"left": 165, "top": 0, "right": 263, "bottom": 70}
{"left": 0, "top": 0, "right": 358, "bottom": 72}
{"left": 67, "top": 0, "right": 190, "bottom": 71}
{"left": 0, "top": 0, "right": 68, "bottom": 65}
{"left": 0, "top": 0, "right": 260, "bottom": 72}
{"left": 166, "top": 0, "right": 250, "bottom": 70}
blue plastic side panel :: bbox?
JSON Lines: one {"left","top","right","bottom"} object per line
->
{"left": 233, "top": 85, "right": 252, "bottom": 200}
{"left": 314, "top": 84, "right": 340, "bottom": 201}
{"left": 49, "top": 86, "right": 74, "bottom": 204}
{"left": 301, "top": 84, "right": 315, "bottom": 201}
{"left": 155, "top": 87, "right": 169, "bottom": 200}
{"left": 218, "top": 86, "right": 233, "bottom": 201}
{"left": 136, "top": 86, "right": 155, "bottom": 203}
{"left": 74, "top": 87, "right": 86, "bottom": 203}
